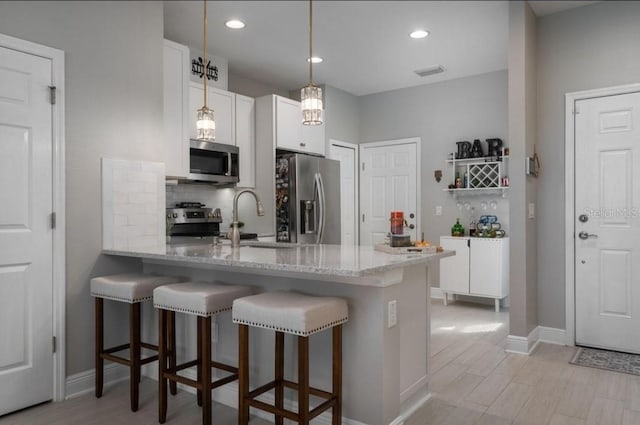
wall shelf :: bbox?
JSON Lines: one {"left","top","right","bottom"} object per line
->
{"left": 444, "top": 151, "right": 509, "bottom": 198}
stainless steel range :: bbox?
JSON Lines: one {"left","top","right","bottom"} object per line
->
{"left": 166, "top": 202, "right": 222, "bottom": 237}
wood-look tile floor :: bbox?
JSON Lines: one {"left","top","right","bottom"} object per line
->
{"left": 2, "top": 300, "right": 639, "bottom": 424}
{"left": 410, "top": 300, "right": 640, "bottom": 425}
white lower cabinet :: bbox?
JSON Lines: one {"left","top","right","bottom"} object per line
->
{"left": 439, "top": 236, "right": 509, "bottom": 312}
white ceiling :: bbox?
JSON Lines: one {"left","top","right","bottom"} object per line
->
{"left": 164, "top": 1, "right": 508, "bottom": 96}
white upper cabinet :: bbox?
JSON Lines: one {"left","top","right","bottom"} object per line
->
{"left": 301, "top": 119, "right": 325, "bottom": 156}
{"left": 163, "top": 39, "right": 190, "bottom": 178}
{"left": 235, "top": 94, "right": 255, "bottom": 187}
{"left": 189, "top": 82, "right": 236, "bottom": 146}
{"left": 273, "top": 95, "right": 325, "bottom": 156}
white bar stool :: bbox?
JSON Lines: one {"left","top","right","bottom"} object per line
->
{"left": 153, "top": 281, "right": 252, "bottom": 425}
{"left": 90, "top": 272, "right": 181, "bottom": 411}
{"left": 232, "top": 291, "right": 348, "bottom": 425}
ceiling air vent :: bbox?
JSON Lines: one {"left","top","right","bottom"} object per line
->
{"left": 414, "top": 65, "right": 445, "bottom": 77}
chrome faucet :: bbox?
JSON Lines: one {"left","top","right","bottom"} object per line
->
{"left": 230, "top": 188, "right": 265, "bottom": 248}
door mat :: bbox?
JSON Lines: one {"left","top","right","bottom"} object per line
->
{"left": 570, "top": 346, "right": 640, "bottom": 376}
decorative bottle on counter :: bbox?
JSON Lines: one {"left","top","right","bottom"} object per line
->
{"left": 451, "top": 218, "right": 465, "bottom": 237}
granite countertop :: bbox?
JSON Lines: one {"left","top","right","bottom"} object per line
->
{"left": 103, "top": 242, "right": 454, "bottom": 278}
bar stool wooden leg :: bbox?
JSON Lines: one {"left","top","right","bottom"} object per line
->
{"left": 197, "top": 316, "right": 203, "bottom": 407}
{"left": 201, "top": 316, "right": 212, "bottom": 425}
{"left": 238, "top": 324, "right": 250, "bottom": 425}
{"left": 168, "top": 311, "right": 177, "bottom": 395}
{"left": 298, "top": 336, "right": 310, "bottom": 425}
{"left": 130, "top": 303, "right": 141, "bottom": 412}
{"left": 95, "top": 298, "right": 104, "bottom": 398}
{"left": 158, "top": 309, "right": 168, "bottom": 424}
{"left": 332, "top": 324, "right": 342, "bottom": 425}
{"left": 275, "top": 331, "right": 284, "bottom": 425}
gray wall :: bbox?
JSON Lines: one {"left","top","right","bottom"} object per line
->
{"left": 537, "top": 1, "right": 640, "bottom": 329}
{"left": 508, "top": 1, "right": 538, "bottom": 337}
{"left": 229, "top": 72, "right": 290, "bottom": 99}
{"left": 358, "top": 71, "right": 508, "bottom": 284}
{"left": 0, "top": 1, "right": 164, "bottom": 375}
{"left": 324, "top": 84, "right": 360, "bottom": 145}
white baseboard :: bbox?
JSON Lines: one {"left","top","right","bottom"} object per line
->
{"left": 430, "top": 287, "right": 445, "bottom": 299}
{"left": 65, "top": 363, "right": 129, "bottom": 399}
{"left": 537, "top": 326, "right": 567, "bottom": 345}
{"left": 506, "top": 326, "right": 567, "bottom": 355}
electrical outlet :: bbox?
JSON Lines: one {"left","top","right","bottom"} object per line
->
{"left": 388, "top": 300, "right": 397, "bottom": 328}
{"left": 528, "top": 202, "right": 535, "bottom": 219}
{"left": 435, "top": 205, "right": 443, "bottom": 216}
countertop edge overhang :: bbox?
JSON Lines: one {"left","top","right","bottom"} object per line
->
{"left": 103, "top": 245, "right": 454, "bottom": 287}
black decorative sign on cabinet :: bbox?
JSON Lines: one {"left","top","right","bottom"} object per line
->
{"left": 191, "top": 57, "right": 219, "bottom": 81}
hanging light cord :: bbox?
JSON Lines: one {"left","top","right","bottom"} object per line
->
{"left": 203, "top": 0, "right": 208, "bottom": 108}
{"left": 308, "top": 0, "right": 313, "bottom": 85}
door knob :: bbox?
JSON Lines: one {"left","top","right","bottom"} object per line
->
{"left": 408, "top": 224, "right": 415, "bottom": 230}
{"left": 578, "top": 231, "right": 598, "bottom": 240}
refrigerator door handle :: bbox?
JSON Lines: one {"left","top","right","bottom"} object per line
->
{"left": 315, "top": 172, "right": 326, "bottom": 244}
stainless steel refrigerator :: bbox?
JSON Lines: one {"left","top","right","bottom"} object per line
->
{"left": 275, "top": 153, "right": 341, "bottom": 244}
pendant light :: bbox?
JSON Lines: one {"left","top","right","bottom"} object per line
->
{"left": 301, "top": 0, "right": 323, "bottom": 125}
{"left": 196, "top": 0, "right": 215, "bottom": 140}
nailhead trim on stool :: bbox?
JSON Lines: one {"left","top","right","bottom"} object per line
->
{"left": 231, "top": 291, "right": 349, "bottom": 336}
{"left": 233, "top": 291, "right": 348, "bottom": 425}
{"left": 91, "top": 273, "right": 181, "bottom": 412}
{"left": 154, "top": 281, "right": 252, "bottom": 425}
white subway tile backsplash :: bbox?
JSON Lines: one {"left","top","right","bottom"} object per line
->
{"left": 102, "top": 158, "right": 165, "bottom": 250}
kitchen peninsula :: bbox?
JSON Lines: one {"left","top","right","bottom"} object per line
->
{"left": 104, "top": 243, "right": 453, "bottom": 425}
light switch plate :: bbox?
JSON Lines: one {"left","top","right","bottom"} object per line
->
{"left": 388, "top": 300, "right": 397, "bottom": 328}
{"left": 435, "top": 206, "right": 442, "bottom": 216}
{"left": 528, "top": 203, "right": 535, "bottom": 219}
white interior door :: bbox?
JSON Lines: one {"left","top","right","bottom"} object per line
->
{"left": 360, "top": 139, "right": 420, "bottom": 245}
{"left": 0, "top": 45, "right": 54, "bottom": 414}
{"left": 328, "top": 140, "right": 358, "bottom": 246}
{"left": 575, "top": 91, "right": 640, "bottom": 353}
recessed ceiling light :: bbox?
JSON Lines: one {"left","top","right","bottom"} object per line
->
{"left": 225, "top": 19, "right": 245, "bottom": 29}
{"left": 307, "top": 56, "right": 323, "bottom": 64}
{"left": 409, "top": 30, "right": 429, "bottom": 39}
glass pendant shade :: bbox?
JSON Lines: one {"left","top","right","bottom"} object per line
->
{"left": 301, "top": 84, "right": 323, "bottom": 125}
{"left": 196, "top": 106, "right": 215, "bottom": 140}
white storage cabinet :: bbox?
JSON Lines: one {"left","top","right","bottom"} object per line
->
{"left": 163, "top": 39, "right": 190, "bottom": 178}
{"left": 269, "top": 95, "right": 325, "bottom": 156}
{"left": 189, "top": 83, "right": 236, "bottom": 146}
{"left": 439, "top": 236, "right": 509, "bottom": 312}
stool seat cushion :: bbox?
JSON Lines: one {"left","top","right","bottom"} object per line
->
{"left": 90, "top": 273, "right": 181, "bottom": 303}
{"left": 154, "top": 282, "right": 252, "bottom": 317}
{"left": 232, "top": 292, "right": 348, "bottom": 336}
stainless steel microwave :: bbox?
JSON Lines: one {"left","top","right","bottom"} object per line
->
{"left": 187, "top": 139, "right": 239, "bottom": 185}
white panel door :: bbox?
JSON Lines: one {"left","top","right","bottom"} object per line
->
{"left": 439, "top": 237, "right": 470, "bottom": 294}
{"left": 575, "top": 91, "right": 640, "bottom": 353}
{"left": 329, "top": 141, "right": 357, "bottom": 246}
{"left": 0, "top": 46, "right": 54, "bottom": 414}
{"left": 360, "top": 141, "right": 418, "bottom": 245}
